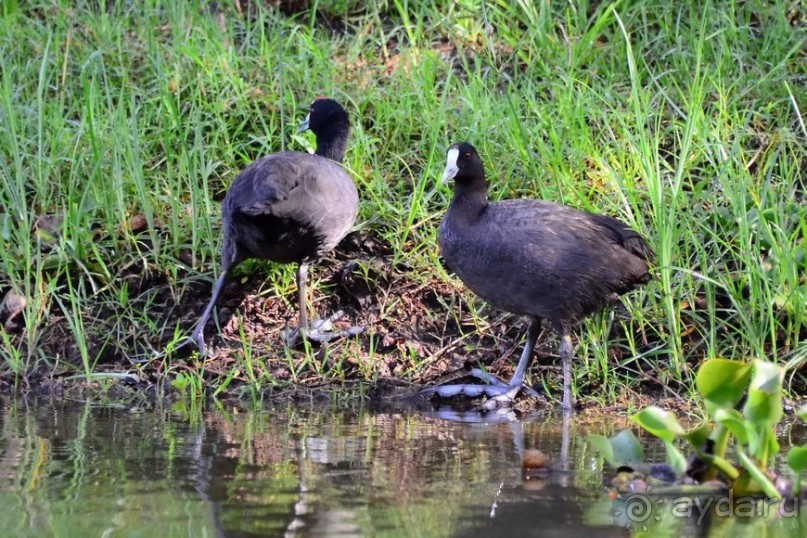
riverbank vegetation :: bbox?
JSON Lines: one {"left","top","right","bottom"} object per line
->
{"left": 0, "top": 0, "right": 804, "bottom": 408}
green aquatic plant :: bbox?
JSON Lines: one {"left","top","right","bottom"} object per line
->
{"left": 171, "top": 370, "right": 205, "bottom": 401}
{"left": 592, "top": 358, "right": 807, "bottom": 500}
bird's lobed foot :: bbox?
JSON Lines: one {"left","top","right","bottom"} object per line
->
{"left": 303, "top": 324, "right": 365, "bottom": 343}
{"left": 480, "top": 385, "right": 522, "bottom": 411}
{"left": 466, "top": 368, "right": 542, "bottom": 398}
{"left": 420, "top": 378, "right": 539, "bottom": 411}
{"left": 420, "top": 384, "right": 507, "bottom": 399}
{"left": 172, "top": 331, "right": 207, "bottom": 357}
{"left": 280, "top": 310, "right": 364, "bottom": 346}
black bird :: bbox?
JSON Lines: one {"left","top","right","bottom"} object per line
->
{"left": 427, "top": 142, "right": 653, "bottom": 410}
{"left": 188, "top": 98, "right": 360, "bottom": 355}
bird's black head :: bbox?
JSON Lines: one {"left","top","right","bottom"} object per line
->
{"left": 441, "top": 142, "right": 485, "bottom": 184}
{"left": 299, "top": 97, "right": 349, "bottom": 135}
{"left": 298, "top": 97, "right": 350, "bottom": 162}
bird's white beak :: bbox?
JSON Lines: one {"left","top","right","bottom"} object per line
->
{"left": 441, "top": 147, "right": 459, "bottom": 184}
{"left": 297, "top": 112, "right": 311, "bottom": 133}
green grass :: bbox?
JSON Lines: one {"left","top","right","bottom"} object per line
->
{"left": 0, "top": 0, "right": 805, "bottom": 405}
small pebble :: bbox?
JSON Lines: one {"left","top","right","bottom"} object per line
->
{"left": 1, "top": 291, "right": 27, "bottom": 330}
{"left": 629, "top": 478, "right": 649, "bottom": 493}
{"left": 522, "top": 449, "right": 548, "bottom": 470}
{"left": 775, "top": 474, "right": 793, "bottom": 497}
{"left": 128, "top": 214, "right": 148, "bottom": 234}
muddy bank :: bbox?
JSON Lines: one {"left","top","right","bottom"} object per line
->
{"left": 0, "top": 226, "right": 709, "bottom": 414}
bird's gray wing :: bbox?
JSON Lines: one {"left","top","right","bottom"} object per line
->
{"left": 225, "top": 152, "right": 352, "bottom": 221}
{"left": 225, "top": 153, "right": 307, "bottom": 216}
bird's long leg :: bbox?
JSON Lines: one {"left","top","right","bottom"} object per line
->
{"left": 558, "top": 331, "right": 575, "bottom": 411}
{"left": 480, "top": 318, "right": 541, "bottom": 410}
{"left": 509, "top": 317, "right": 541, "bottom": 388}
{"left": 187, "top": 270, "right": 229, "bottom": 356}
{"left": 296, "top": 263, "right": 310, "bottom": 332}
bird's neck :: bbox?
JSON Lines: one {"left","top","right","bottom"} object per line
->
{"left": 314, "top": 125, "right": 349, "bottom": 163}
{"left": 448, "top": 176, "right": 489, "bottom": 218}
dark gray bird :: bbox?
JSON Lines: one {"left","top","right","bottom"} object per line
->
{"left": 427, "top": 142, "right": 653, "bottom": 410}
{"left": 188, "top": 98, "right": 360, "bottom": 355}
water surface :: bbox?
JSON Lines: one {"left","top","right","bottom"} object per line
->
{"left": 1, "top": 399, "right": 805, "bottom": 537}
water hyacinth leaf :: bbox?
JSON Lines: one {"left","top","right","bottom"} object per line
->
{"left": 743, "top": 359, "right": 784, "bottom": 426}
{"left": 610, "top": 429, "right": 645, "bottom": 466}
{"left": 663, "top": 441, "right": 688, "bottom": 475}
{"left": 750, "top": 359, "right": 785, "bottom": 393}
{"left": 588, "top": 430, "right": 644, "bottom": 469}
{"left": 684, "top": 423, "right": 711, "bottom": 449}
{"left": 745, "top": 425, "right": 779, "bottom": 467}
{"left": 731, "top": 470, "right": 766, "bottom": 497}
{"left": 588, "top": 435, "right": 616, "bottom": 469}
{"left": 713, "top": 408, "right": 749, "bottom": 444}
{"left": 632, "top": 406, "right": 685, "bottom": 443}
{"left": 769, "top": 431, "right": 780, "bottom": 458}
{"left": 788, "top": 445, "right": 807, "bottom": 497}
{"left": 787, "top": 446, "right": 807, "bottom": 474}
{"left": 746, "top": 427, "right": 763, "bottom": 460}
{"left": 735, "top": 449, "right": 781, "bottom": 500}
{"left": 696, "top": 358, "right": 752, "bottom": 410}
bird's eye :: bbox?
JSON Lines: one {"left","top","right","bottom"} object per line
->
{"left": 464, "top": 152, "right": 471, "bottom": 159}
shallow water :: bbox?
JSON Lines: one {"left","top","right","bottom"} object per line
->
{"left": 0, "top": 399, "right": 806, "bottom": 537}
